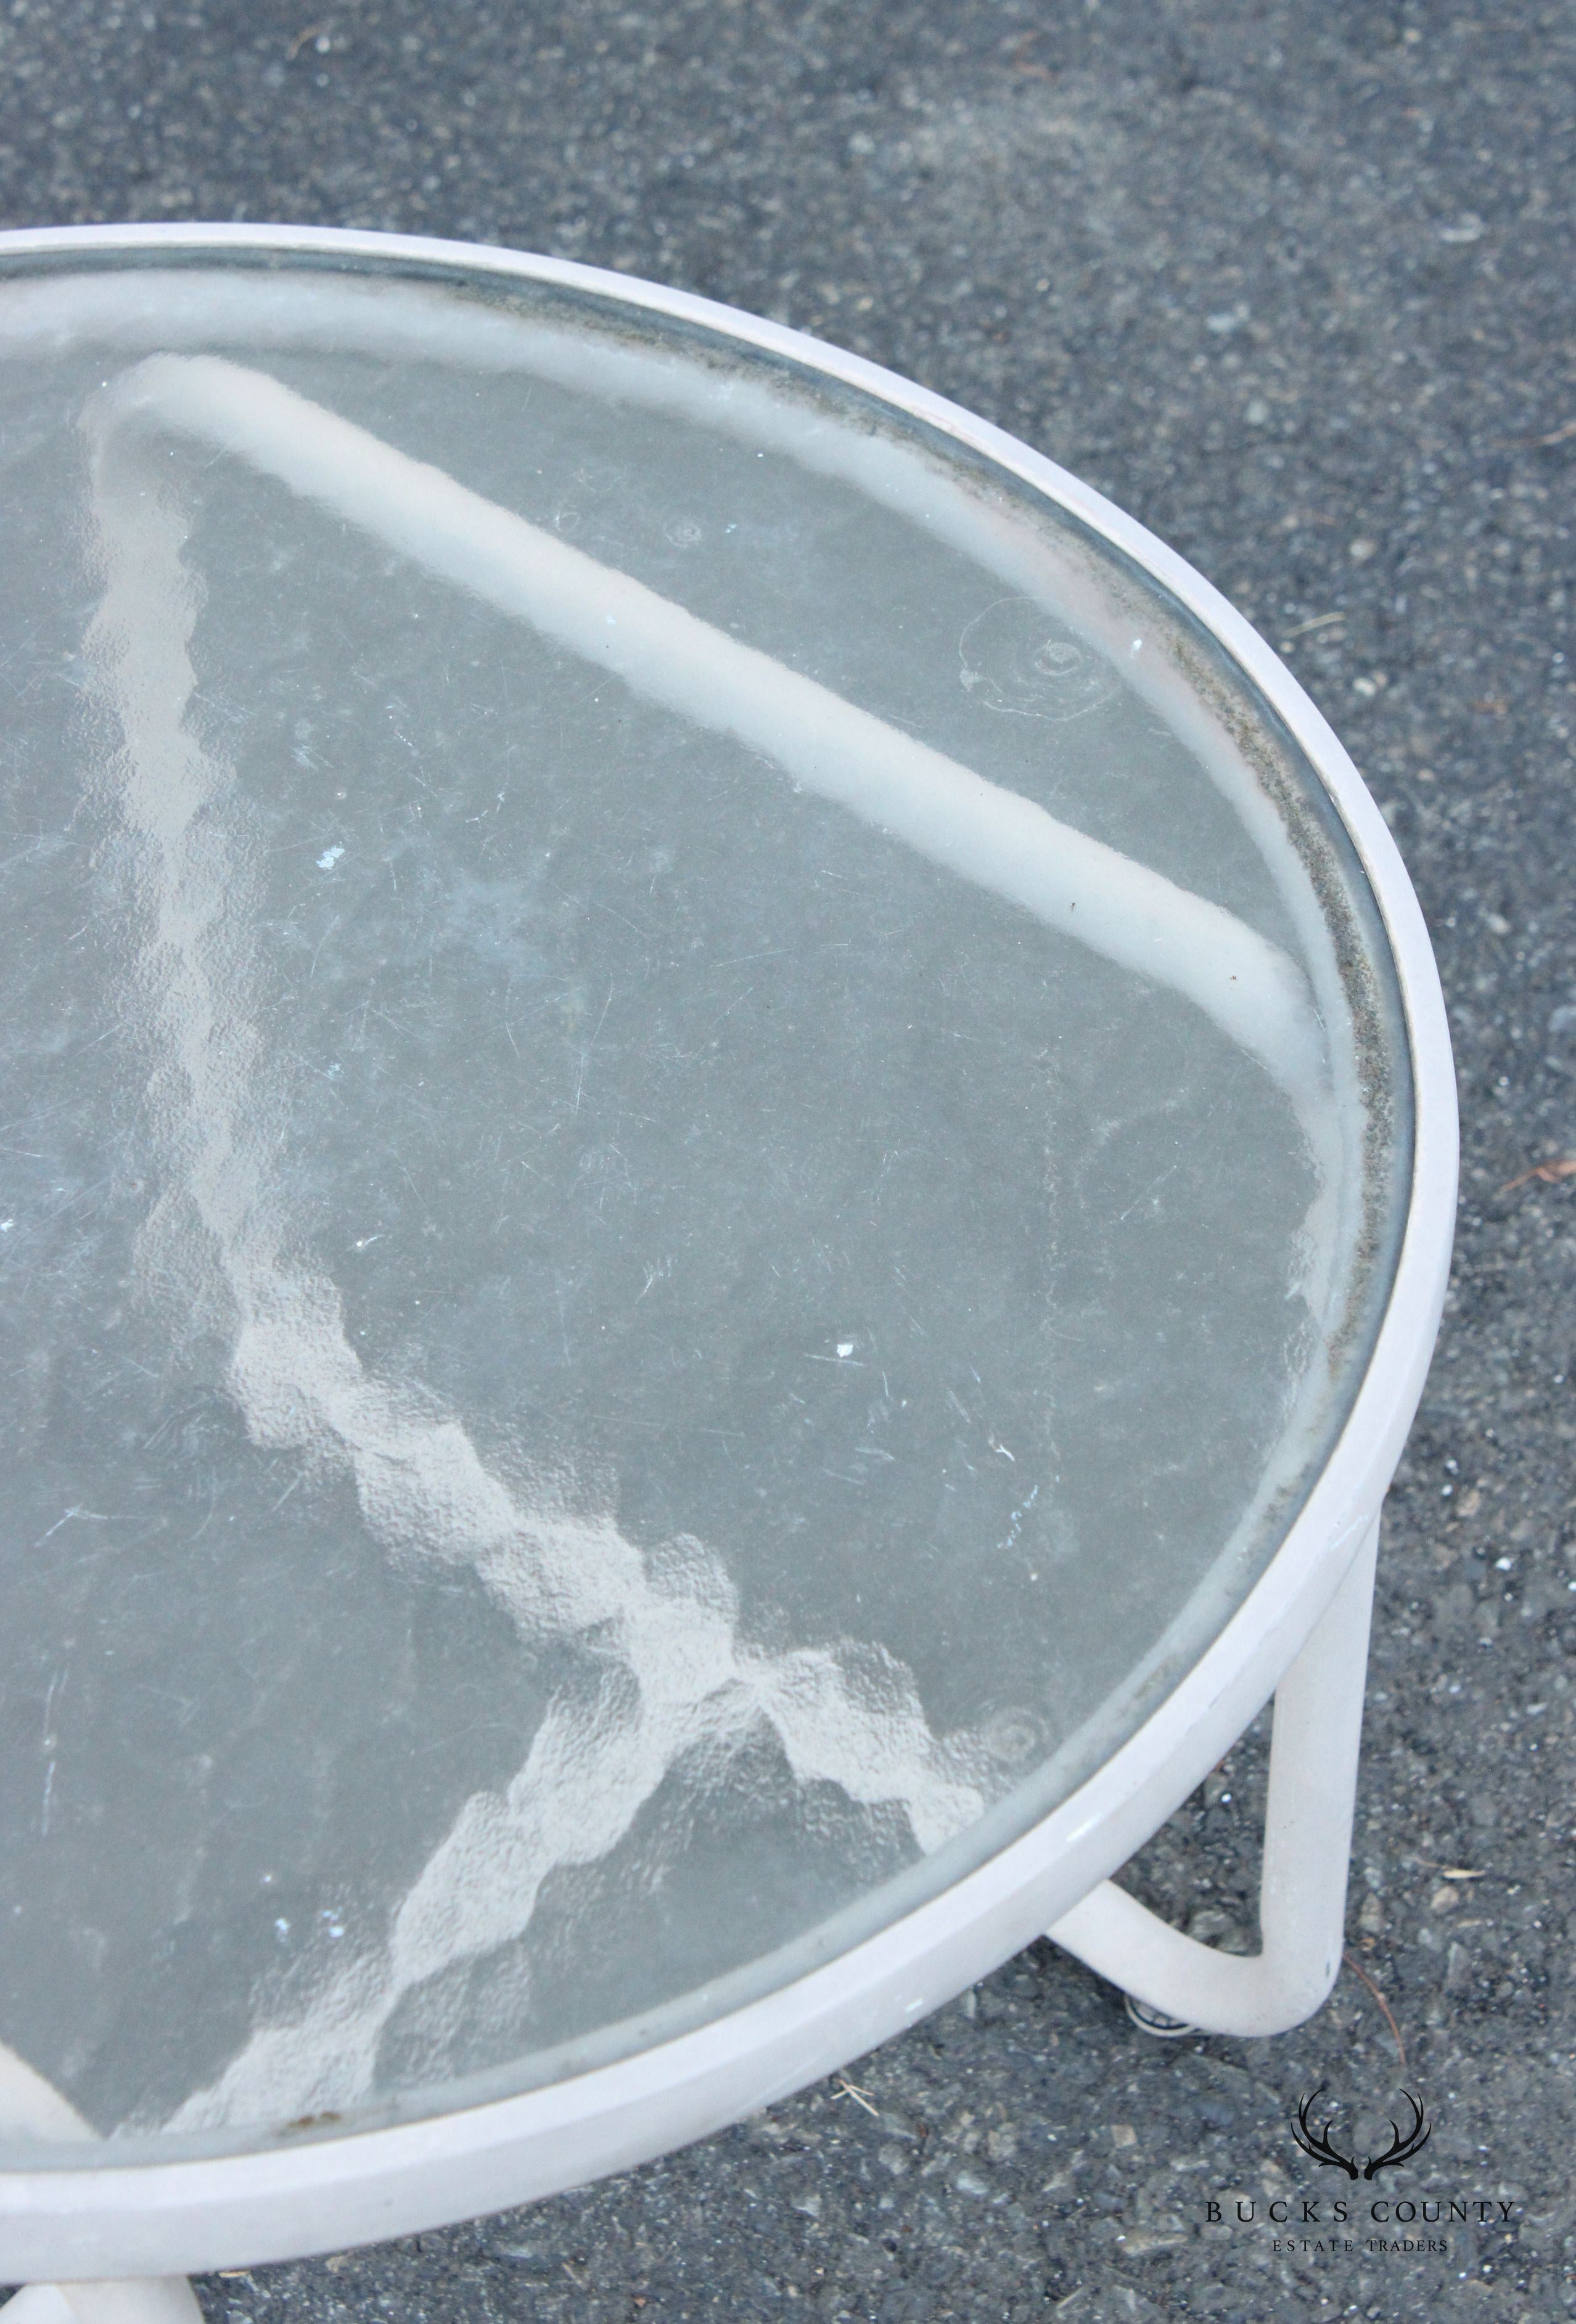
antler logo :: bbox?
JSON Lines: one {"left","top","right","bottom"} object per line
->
{"left": 1291, "top": 2087, "right": 1432, "bottom": 2180}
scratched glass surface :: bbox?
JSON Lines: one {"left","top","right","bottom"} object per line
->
{"left": 0, "top": 260, "right": 1408, "bottom": 2157}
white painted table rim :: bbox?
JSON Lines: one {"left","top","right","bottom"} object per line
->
{"left": 0, "top": 224, "right": 1456, "bottom": 2303}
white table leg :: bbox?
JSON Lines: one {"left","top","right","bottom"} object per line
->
{"left": 0, "top": 2284, "right": 201, "bottom": 2322}
{"left": 1048, "top": 1516, "right": 1379, "bottom": 2038}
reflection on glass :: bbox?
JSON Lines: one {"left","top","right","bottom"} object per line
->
{"left": 0, "top": 264, "right": 1406, "bottom": 2154}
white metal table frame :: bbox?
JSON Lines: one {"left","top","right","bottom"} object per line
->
{"left": 0, "top": 223, "right": 1457, "bottom": 2311}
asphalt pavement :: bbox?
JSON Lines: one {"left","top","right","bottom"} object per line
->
{"left": 1, "top": 2, "right": 1572, "bottom": 2319}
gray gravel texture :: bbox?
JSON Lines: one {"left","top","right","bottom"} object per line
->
{"left": 1, "top": 1, "right": 1573, "bottom": 2319}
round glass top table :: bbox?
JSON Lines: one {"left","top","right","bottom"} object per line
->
{"left": 0, "top": 227, "right": 1454, "bottom": 2296}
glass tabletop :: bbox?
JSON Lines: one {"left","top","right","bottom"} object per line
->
{"left": 0, "top": 245, "right": 1410, "bottom": 2162}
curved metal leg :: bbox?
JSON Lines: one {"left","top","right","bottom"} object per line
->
{"left": 1048, "top": 1517, "right": 1379, "bottom": 2038}
{"left": 1, "top": 2285, "right": 202, "bottom": 2323}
